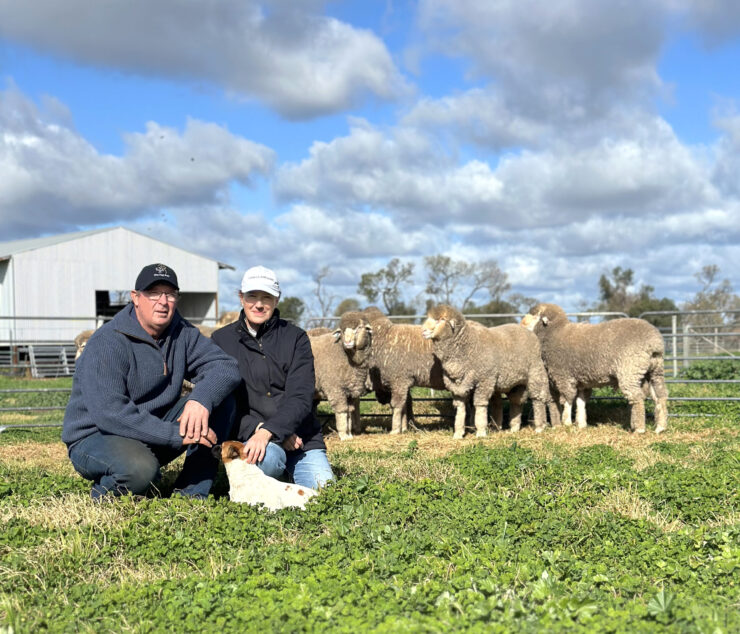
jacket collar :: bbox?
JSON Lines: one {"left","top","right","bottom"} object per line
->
{"left": 237, "top": 307, "right": 280, "bottom": 339}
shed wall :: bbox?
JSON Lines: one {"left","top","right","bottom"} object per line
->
{"left": 5, "top": 228, "right": 221, "bottom": 341}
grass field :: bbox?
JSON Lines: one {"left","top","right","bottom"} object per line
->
{"left": 0, "top": 377, "right": 738, "bottom": 632}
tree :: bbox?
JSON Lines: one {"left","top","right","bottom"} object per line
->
{"left": 424, "top": 255, "right": 469, "bottom": 305}
{"left": 683, "top": 265, "right": 740, "bottom": 327}
{"left": 334, "top": 298, "right": 361, "bottom": 316}
{"left": 597, "top": 266, "right": 634, "bottom": 314}
{"left": 627, "top": 286, "right": 677, "bottom": 327}
{"left": 423, "top": 255, "right": 510, "bottom": 310}
{"left": 357, "top": 258, "right": 415, "bottom": 314}
{"left": 591, "top": 267, "right": 677, "bottom": 326}
{"left": 313, "top": 266, "right": 337, "bottom": 318}
{"left": 279, "top": 296, "right": 306, "bottom": 325}
{"left": 463, "top": 299, "right": 518, "bottom": 326}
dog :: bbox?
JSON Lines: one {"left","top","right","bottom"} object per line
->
{"left": 215, "top": 441, "right": 317, "bottom": 511}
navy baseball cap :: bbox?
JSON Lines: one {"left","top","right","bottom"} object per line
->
{"left": 135, "top": 263, "right": 179, "bottom": 291}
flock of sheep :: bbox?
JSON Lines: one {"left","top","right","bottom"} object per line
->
{"left": 310, "top": 303, "right": 668, "bottom": 439}
{"left": 74, "top": 303, "right": 668, "bottom": 439}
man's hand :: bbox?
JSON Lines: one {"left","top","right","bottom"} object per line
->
{"left": 282, "top": 434, "right": 304, "bottom": 451}
{"left": 242, "top": 427, "right": 273, "bottom": 464}
{"left": 178, "top": 400, "right": 216, "bottom": 447}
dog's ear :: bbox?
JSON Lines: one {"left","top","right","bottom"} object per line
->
{"left": 221, "top": 441, "right": 243, "bottom": 463}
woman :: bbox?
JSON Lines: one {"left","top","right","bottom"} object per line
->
{"left": 212, "top": 265, "right": 334, "bottom": 489}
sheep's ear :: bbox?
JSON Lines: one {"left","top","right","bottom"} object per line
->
{"left": 541, "top": 316, "right": 549, "bottom": 326}
{"left": 448, "top": 319, "right": 456, "bottom": 332}
{"left": 332, "top": 328, "right": 341, "bottom": 342}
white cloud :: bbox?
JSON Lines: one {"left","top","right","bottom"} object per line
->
{"left": 275, "top": 114, "right": 717, "bottom": 230}
{"left": 0, "top": 83, "right": 274, "bottom": 239}
{"left": 0, "top": 0, "right": 411, "bottom": 118}
{"left": 416, "top": 0, "right": 665, "bottom": 117}
{"left": 275, "top": 120, "right": 506, "bottom": 224}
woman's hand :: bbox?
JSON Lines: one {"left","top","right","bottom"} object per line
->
{"left": 282, "top": 434, "right": 304, "bottom": 451}
{"left": 242, "top": 428, "right": 273, "bottom": 464}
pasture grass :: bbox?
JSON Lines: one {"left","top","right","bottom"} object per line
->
{"left": 0, "top": 380, "right": 738, "bottom": 632}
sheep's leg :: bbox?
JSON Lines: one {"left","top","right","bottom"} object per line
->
{"left": 649, "top": 367, "right": 669, "bottom": 433}
{"left": 402, "top": 393, "right": 414, "bottom": 433}
{"left": 629, "top": 398, "right": 646, "bottom": 433}
{"left": 620, "top": 375, "right": 647, "bottom": 433}
{"left": 508, "top": 392, "right": 523, "bottom": 432}
{"left": 490, "top": 393, "right": 503, "bottom": 431}
{"left": 473, "top": 390, "right": 492, "bottom": 437}
{"left": 547, "top": 386, "right": 562, "bottom": 427}
{"left": 561, "top": 399, "right": 573, "bottom": 426}
{"left": 531, "top": 400, "right": 547, "bottom": 433}
{"left": 351, "top": 397, "right": 362, "bottom": 435}
{"left": 335, "top": 411, "right": 353, "bottom": 440}
{"left": 575, "top": 390, "right": 588, "bottom": 429}
{"left": 389, "top": 386, "right": 413, "bottom": 434}
{"left": 474, "top": 406, "right": 489, "bottom": 437}
{"left": 547, "top": 401, "right": 561, "bottom": 427}
{"left": 452, "top": 397, "right": 467, "bottom": 439}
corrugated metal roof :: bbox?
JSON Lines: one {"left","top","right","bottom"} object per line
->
{"left": 0, "top": 226, "right": 234, "bottom": 269}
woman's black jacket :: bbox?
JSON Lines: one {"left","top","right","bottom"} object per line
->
{"left": 211, "top": 309, "right": 325, "bottom": 451}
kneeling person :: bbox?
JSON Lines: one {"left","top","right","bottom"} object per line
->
{"left": 63, "top": 264, "right": 241, "bottom": 499}
{"left": 212, "top": 265, "right": 334, "bottom": 490}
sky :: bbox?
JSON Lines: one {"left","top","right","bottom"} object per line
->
{"left": 1, "top": 0, "right": 740, "bottom": 316}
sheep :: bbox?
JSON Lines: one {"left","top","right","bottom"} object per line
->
{"left": 521, "top": 303, "right": 668, "bottom": 433}
{"left": 337, "top": 308, "right": 447, "bottom": 435}
{"left": 217, "top": 311, "right": 240, "bottom": 327}
{"left": 219, "top": 441, "right": 317, "bottom": 510}
{"left": 74, "top": 329, "right": 94, "bottom": 360}
{"left": 195, "top": 311, "right": 241, "bottom": 338}
{"left": 422, "top": 305, "right": 551, "bottom": 438}
{"left": 308, "top": 319, "right": 372, "bottom": 440}
{"left": 307, "top": 327, "right": 333, "bottom": 336}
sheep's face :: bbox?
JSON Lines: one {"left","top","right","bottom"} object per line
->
{"left": 422, "top": 316, "right": 455, "bottom": 341}
{"left": 74, "top": 330, "right": 93, "bottom": 360}
{"left": 521, "top": 313, "right": 540, "bottom": 332}
{"left": 523, "top": 303, "right": 565, "bottom": 333}
{"left": 74, "top": 341, "right": 87, "bottom": 360}
{"left": 336, "top": 314, "right": 372, "bottom": 350}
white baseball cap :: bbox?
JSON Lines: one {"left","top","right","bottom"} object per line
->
{"left": 240, "top": 265, "right": 281, "bottom": 298}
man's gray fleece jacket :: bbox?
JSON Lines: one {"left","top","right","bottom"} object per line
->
{"left": 62, "top": 303, "right": 240, "bottom": 451}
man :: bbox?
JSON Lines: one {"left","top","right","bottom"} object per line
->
{"left": 63, "top": 263, "right": 241, "bottom": 499}
{"left": 212, "top": 265, "right": 334, "bottom": 489}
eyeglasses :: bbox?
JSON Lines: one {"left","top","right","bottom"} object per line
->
{"left": 240, "top": 293, "right": 276, "bottom": 305}
{"left": 140, "top": 290, "right": 179, "bottom": 302}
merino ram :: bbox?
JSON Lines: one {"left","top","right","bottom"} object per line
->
{"left": 308, "top": 320, "right": 372, "bottom": 440}
{"left": 422, "top": 305, "right": 551, "bottom": 438}
{"left": 338, "top": 308, "right": 446, "bottom": 435}
{"left": 522, "top": 303, "right": 668, "bottom": 433}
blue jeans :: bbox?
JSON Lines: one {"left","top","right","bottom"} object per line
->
{"left": 68, "top": 394, "right": 235, "bottom": 500}
{"left": 257, "top": 442, "right": 334, "bottom": 489}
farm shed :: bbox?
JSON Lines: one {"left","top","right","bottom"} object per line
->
{"left": 0, "top": 226, "right": 234, "bottom": 346}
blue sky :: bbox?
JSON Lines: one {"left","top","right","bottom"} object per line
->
{"left": 1, "top": 0, "right": 739, "bottom": 315}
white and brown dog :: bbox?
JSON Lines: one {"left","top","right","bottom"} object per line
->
{"left": 217, "top": 441, "right": 317, "bottom": 511}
